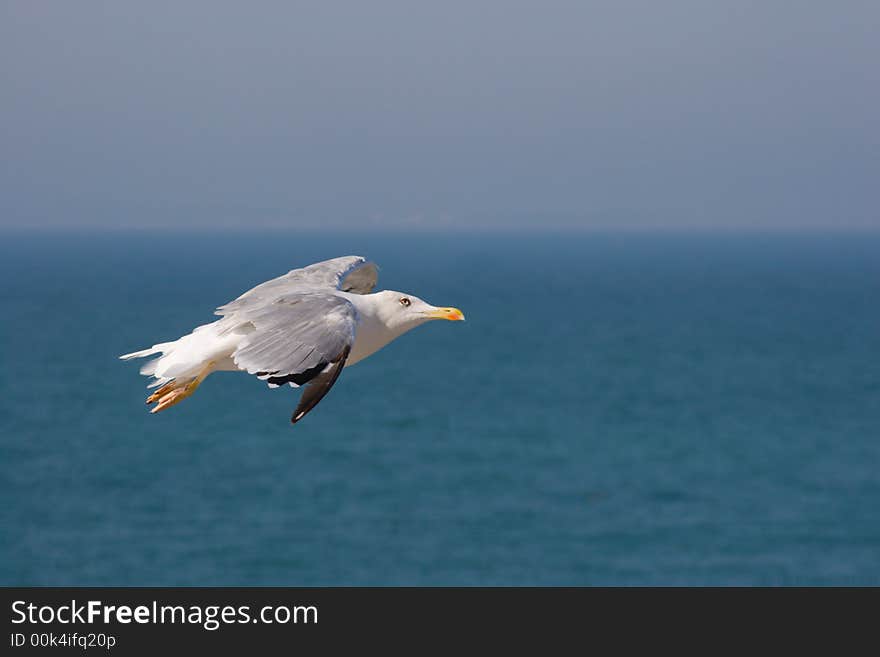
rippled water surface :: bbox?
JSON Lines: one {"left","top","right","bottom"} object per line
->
{"left": 2, "top": 230, "right": 878, "bottom": 585}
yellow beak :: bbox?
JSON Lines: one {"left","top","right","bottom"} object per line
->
{"left": 426, "top": 307, "right": 465, "bottom": 321}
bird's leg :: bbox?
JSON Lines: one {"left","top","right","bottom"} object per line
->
{"left": 147, "top": 362, "right": 214, "bottom": 414}
{"left": 148, "top": 378, "right": 198, "bottom": 413}
{"left": 146, "top": 381, "right": 179, "bottom": 404}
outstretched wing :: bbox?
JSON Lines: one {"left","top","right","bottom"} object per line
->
{"left": 215, "top": 256, "right": 377, "bottom": 317}
{"left": 228, "top": 293, "right": 358, "bottom": 424}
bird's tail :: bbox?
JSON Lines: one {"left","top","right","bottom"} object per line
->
{"left": 119, "top": 341, "right": 176, "bottom": 386}
{"left": 120, "top": 323, "right": 229, "bottom": 413}
{"left": 120, "top": 341, "right": 211, "bottom": 413}
{"left": 119, "top": 344, "right": 166, "bottom": 362}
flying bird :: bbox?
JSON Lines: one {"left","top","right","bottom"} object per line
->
{"left": 120, "top": 256, "right": 464, "bottom": 424}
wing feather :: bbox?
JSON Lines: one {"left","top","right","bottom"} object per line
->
{"left": 209, "top": 256, "right": 375, "bottom": 424}
{"left": 215, "top": 256, "right": 377, "bottom": 317}
{"left": 231, "top": 294, "right": 357, "bottom": 379}
{"left": 291, "top": 346, "right": 351, "bottom": 424}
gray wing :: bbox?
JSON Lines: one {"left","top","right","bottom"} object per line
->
{"left": 215, "top": 256, "right": 377, "bottom": 317}
{"left": 228, "top": 293, "right": 358, "bottom": 424}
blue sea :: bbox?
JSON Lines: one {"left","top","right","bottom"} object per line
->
{"left": 1, "top": 230, "right": 879, "bottom": 585}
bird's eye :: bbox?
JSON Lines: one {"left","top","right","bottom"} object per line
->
{"left": 399, "top": 297, "right": 411, "bottom": 307}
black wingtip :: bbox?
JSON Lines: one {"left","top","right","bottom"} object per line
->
{"left": 288, "top": 345, "right": 351, "bottom": 427}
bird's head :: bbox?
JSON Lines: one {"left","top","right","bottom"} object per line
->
{"left": 374, "top": 290, "right": 465, "bottom": 332}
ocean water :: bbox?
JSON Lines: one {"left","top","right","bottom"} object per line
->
{"left": 1, "top": 230, "right": 878, "bottom": 586}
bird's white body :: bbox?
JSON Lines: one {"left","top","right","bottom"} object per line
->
{"left": 145, "top": 291, "right": 420, "bottom": 383}
{"left": 120, "top": 256, "right": 464, "bottom": 423}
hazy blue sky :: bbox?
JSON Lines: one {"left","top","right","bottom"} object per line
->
{"left": 2, "top": 1, "right": 878, "bottom": 230}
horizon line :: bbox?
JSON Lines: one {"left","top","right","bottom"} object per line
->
{"left": 1, "top": 223, "right": 879, "bottom": 235}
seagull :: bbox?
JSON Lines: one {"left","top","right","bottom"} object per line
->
{"left": 119, "top": 256, "right": 464, "bottom": 424}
